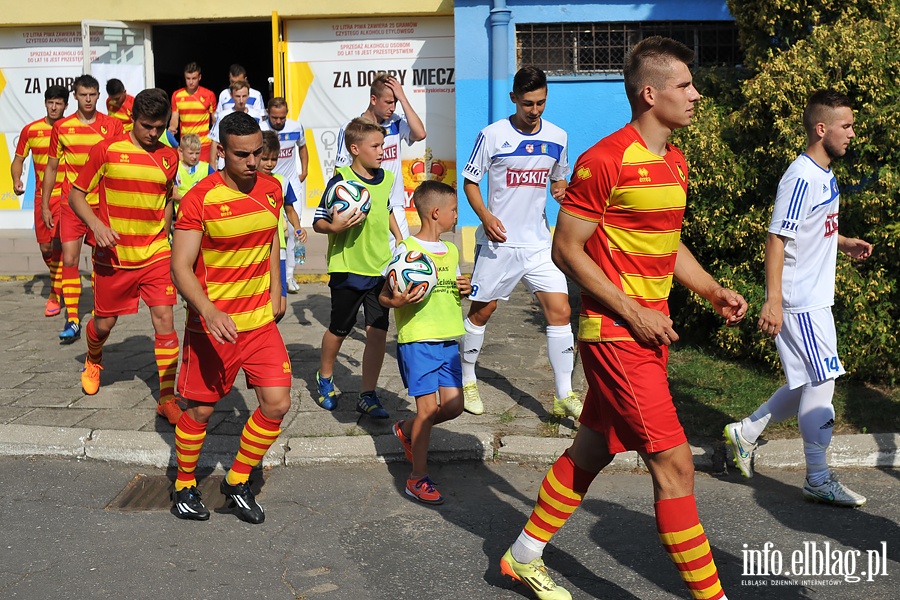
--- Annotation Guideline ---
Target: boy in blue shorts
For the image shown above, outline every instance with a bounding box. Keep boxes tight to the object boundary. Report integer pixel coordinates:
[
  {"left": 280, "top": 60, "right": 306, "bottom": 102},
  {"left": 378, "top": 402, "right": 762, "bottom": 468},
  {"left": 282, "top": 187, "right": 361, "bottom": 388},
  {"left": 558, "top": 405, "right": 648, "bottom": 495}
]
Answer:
[
  {"left": 380, "top": 181, "right": 472, "bottom": 504},
  {"left": 313, "top": 118, "right": 401, "bottom": 418}
]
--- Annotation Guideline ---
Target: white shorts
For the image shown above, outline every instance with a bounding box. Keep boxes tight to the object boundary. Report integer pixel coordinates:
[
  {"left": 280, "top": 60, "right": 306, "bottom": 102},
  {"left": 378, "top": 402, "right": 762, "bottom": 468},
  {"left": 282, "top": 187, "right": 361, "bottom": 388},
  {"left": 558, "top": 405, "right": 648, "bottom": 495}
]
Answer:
[
  {"left": 776, "top": 307, "right": 845, "bottom": 389},
  {"left": 469, "top": 244, "right": 568, "bottom": 302}
]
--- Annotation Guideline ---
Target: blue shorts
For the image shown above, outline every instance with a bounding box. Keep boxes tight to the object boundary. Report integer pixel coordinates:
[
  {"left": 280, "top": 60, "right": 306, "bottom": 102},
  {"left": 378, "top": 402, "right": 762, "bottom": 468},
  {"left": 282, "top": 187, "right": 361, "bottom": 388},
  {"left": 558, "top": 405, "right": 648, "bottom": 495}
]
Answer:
[
  {"left": 396, "top": 341, "right": 462, "bottom": 397},
  {"left": 280, "top": 259, "right": 287, "bottom": 298}
]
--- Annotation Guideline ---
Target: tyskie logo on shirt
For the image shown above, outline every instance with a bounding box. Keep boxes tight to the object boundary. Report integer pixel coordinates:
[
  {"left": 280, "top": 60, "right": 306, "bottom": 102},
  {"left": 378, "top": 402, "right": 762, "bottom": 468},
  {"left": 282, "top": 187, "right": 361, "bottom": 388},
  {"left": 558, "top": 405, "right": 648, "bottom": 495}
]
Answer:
[
  {"left": 506, "top": 168, "right": 549, "bottom": 188},
  {"left": 383, "top": 144, "right": 398, "bottom": 161},
  {"left": 279, "top": 147, "right": 294, "bottom": 159},
  {"left": 824, "top": 213, "right": 838, "bottom": 238}
]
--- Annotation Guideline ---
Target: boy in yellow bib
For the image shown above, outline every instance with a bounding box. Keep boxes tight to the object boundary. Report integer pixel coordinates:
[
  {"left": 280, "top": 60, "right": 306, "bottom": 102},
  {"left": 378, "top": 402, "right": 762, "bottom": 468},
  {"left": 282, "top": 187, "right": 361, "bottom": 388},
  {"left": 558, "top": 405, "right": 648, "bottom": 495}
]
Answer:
[{"left": 380, "top": 181, "right": 472, "bottom": 504}]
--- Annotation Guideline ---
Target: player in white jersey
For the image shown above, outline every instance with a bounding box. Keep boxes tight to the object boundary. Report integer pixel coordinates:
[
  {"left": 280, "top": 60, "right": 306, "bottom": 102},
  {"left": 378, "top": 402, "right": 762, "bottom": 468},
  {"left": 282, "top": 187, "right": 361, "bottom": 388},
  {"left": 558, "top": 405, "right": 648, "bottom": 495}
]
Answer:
[
  {"left": 262, "top": 97, "right": 309, "bottom": 292},
  {"left": 335, "top": 73, "right": 425, "bottom": 241},
  {"left": 216, "top": 64, "right": 265, "bottom": 118},
  {"left": 459, "top": 66, "right": 581, "bottom": 420},
  {"left": 725, "top": 90, "right": 872, "bottom": 507}
]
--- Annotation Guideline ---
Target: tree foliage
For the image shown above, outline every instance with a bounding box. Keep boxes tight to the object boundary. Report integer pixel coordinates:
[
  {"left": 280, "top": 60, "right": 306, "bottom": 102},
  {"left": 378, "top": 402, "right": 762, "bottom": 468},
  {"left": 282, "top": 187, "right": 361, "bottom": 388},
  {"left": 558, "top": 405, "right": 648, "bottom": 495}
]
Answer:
[{"left": 672, "top": 4, "right": 900, "bottom": 382}]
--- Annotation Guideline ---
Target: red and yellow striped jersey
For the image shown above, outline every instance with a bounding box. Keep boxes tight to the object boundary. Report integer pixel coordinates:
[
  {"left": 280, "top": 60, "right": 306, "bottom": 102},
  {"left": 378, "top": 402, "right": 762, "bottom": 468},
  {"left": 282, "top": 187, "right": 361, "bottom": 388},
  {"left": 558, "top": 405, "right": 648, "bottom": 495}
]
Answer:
[
  {"left": 176, "top": 172, "right": 283, "bottom": 333},
  {"left": 50, "top": 113, "right": 125, "bottom": 206},
  {"left": 171, "top": 87, "right": 216, "bottom": 140},
  {"left": 561, "top": 124, "right": 688, "bottom": 343},
  {"left": 106, "top": 94, "right": 135, "bottom": 132},
  {"left": 15, "top": 118, "right": 62, "bottom": 201},
  {"left": 74, "top": 136, "right": 178, "bottom": 269}
]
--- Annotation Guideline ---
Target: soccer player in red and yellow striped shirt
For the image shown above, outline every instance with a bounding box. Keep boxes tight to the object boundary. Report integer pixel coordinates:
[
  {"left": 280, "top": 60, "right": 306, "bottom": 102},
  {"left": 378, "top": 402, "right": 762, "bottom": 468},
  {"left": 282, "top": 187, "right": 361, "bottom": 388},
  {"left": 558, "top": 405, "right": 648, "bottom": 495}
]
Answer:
[
  {"left": 168, "top": 62, "right": 217, "bottom": 163},
  {"left": 105, "top": 78, "right": 135, "bottom": 132},
  {"left": 11, "top": 85, "right": 69, "bottom": 317},
  {"left": 500, "top": 37, "right": 748, "bottom": 600},
  {"left": 42, "top": 75, "right": 125, "bottom": 343},
  {"left": 68, "top": 88, "right": 184, "bottom": 426},
  {"left": 170, "top": 111, "right": 290, "bottom": 524}
]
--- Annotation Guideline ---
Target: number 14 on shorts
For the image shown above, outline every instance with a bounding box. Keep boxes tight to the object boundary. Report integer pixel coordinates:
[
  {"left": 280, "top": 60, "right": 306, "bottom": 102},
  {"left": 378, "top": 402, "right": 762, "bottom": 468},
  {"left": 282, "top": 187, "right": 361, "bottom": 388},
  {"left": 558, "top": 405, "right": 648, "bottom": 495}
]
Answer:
[{"left": 823, "top": 356, "right": 842, "bottom": 373}]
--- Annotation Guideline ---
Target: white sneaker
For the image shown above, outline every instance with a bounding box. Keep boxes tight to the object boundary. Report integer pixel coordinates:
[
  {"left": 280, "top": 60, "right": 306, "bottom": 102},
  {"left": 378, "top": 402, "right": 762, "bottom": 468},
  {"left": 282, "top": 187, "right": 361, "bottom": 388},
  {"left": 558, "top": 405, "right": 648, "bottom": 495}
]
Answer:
[
  {"left": 286, "top": 277, "right": 301, "bottom": 293},
  {"left": 463, "top": 382, "right": 484, "bottom": 415},
  {"left": 803, "top": 472, "right": 867, "bottom": 507},
  {"left": 724, "top": 421, "right": 757, "bottom": 478}
]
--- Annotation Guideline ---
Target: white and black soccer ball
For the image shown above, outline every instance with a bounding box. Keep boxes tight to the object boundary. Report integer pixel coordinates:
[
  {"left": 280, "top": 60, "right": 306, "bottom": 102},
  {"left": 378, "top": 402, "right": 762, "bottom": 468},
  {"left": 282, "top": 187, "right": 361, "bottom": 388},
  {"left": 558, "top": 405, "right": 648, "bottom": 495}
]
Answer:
[
  {"left": 325, "top": 180, "right": 371, "bottom": 218},
  {"left": 387, "top": 251, "right": 439, "bottom": 299}
]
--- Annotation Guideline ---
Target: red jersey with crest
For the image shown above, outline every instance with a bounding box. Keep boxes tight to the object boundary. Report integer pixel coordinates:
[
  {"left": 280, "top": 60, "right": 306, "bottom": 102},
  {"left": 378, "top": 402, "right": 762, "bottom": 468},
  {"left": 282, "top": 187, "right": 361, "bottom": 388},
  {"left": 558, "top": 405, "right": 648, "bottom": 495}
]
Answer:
[
  {"left": 561, "top": 124, "right": 688, "bottom": 343},
  {"left": 175, "top": 172, "right": 283, "bottom": 333},
  {"left": 15, "top": 118, "right": 62, "bottom": 202},
  {"left": 106, "top": 94, "right": 135, "bottom": 132},
  {"left": 50, "top": 113, "right": 124, "bottom": 205},
  {"left": 74, "top": 136, "right": 178, "bottom": 269}
]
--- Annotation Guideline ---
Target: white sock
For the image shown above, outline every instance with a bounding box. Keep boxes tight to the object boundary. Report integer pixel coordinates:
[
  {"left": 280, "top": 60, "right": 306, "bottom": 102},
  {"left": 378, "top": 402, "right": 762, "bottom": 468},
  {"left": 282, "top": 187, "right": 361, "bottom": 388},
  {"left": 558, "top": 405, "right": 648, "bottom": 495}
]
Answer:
[
  {"left": 510, "top": 530, "right": 546, "bottom": 564},
  {"left": 546, "top": 325, "right": 575, "bottom": 399},
  {"left": 798, "top": 380, "right": 835, "bottom": 485},
  {"left": 460, "top": 318, "right": 485, "bottom": 385},
  {"left": 741, "top": 384, "right": 802, "bottom": 443}
]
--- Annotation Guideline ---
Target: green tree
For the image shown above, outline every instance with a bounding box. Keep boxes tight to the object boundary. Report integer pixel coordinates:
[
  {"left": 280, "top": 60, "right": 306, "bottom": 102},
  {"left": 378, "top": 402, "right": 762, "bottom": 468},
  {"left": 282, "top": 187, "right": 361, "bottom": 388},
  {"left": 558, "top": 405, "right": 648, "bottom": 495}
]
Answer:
[{"left": 673, "top": 6, "right": 900, "bottom": 382}]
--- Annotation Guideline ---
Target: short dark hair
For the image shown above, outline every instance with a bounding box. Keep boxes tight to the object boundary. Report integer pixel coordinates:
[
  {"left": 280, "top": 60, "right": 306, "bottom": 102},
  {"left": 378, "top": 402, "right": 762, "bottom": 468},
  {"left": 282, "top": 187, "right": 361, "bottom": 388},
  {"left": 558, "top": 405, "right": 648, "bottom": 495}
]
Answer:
[
  {"left": 268, "top": 97, "right": 288, "bottom": 111},
  {"left": 803, "top": 89, "right": 853, "bottom": 137},
  {"left": 184, "top": 62, "right": 201, "bottom": 74},
  {"left": 261, "top": 130, "right": 280, "bottom": 155},
  {"left": 413, "top": 180, "right": 456, "bottom": 219},
  {"left": 229, "top": 63, "right": 247, "bottom": 78},
  {"left": 106, "top": 78, "right": 125, "bottom": 96},
  {"left": 512, "top": 66, "right": 547, "bottom": 96},
  {"left": 132, "top": 88, "right": 170, "bottom": 122},
  {"left": 45, "top": 85, "right": 69, "bottom": 103},
  {"left": 73, "top": 74, "right": 100, "bottom": 93},
  {"left": 219, "top": 111, "right": 261, "bottom": 147},
  {"left": 623, "top": 36, "right": 694, "bottom": 109}
]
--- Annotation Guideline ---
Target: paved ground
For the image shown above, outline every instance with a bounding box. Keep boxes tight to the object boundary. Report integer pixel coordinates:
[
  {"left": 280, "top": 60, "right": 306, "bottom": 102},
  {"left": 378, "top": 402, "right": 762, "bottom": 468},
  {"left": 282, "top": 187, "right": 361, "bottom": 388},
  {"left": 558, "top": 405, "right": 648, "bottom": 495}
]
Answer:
[{"left": 3, "top": 456, "right": 899, "bottom": 600}]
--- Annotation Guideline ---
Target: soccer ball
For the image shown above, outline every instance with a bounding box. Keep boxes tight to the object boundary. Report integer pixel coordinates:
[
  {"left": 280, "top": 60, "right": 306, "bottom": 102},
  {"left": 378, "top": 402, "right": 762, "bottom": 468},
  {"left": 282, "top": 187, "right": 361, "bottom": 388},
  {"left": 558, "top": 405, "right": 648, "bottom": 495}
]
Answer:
[
  {"left": 326, "top": 179, "right": 371, "bottom": 218},
  {"left": 387, "top": 251, "right": 439, "bottom": 299}
]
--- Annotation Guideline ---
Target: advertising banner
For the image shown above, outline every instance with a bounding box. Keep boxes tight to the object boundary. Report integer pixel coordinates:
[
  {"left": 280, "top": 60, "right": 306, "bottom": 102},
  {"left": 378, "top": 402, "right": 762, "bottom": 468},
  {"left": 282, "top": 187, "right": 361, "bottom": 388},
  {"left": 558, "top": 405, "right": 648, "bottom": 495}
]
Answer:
[
  {"left": 284, "top": 17, "right": 455, "bottom": 226},
  {"left": 0, "top": 27, "right": 101, "bottom": 226}
]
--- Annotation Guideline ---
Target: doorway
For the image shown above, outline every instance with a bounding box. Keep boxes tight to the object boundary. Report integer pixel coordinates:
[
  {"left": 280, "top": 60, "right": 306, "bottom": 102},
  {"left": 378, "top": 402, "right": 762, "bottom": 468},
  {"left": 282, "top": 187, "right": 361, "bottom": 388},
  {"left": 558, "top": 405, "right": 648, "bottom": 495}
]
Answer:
[{"left": 151, "top": 22, "right": 273, "bottom": 106}]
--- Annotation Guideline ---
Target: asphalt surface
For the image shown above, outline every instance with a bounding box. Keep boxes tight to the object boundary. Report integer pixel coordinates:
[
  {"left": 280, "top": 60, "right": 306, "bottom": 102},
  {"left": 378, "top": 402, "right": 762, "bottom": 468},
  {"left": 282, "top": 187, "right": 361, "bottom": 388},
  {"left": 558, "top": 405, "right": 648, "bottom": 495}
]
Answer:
[{"left": 2, "top": 456, "right": 898, "bottom": 600}]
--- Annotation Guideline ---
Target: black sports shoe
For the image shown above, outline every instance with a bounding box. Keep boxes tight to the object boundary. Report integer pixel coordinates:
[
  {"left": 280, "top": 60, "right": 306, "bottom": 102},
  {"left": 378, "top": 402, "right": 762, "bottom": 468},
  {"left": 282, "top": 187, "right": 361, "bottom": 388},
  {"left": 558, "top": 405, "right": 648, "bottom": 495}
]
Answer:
[
  {"left": 220, "top": 479, "right": 265, "bottom": 524},
  {"left": 172, "top": 486, "right": 210, "bottom": 521}
]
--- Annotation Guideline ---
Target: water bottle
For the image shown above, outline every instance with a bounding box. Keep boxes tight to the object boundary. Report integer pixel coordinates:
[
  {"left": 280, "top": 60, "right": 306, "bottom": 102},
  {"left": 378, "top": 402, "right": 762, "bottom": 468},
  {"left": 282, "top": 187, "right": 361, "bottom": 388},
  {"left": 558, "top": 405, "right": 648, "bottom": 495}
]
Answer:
[{"left": 294, "top": 238, "right": 306, "bottom": 265}]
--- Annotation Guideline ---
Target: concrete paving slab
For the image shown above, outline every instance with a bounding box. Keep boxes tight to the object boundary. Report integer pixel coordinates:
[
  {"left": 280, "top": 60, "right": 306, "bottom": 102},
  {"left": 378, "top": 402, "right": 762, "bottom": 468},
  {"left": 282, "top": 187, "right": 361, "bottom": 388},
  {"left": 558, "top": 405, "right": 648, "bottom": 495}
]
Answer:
[
  {"left": 0, "top": 424, "right": 89, "bottom": 457},
  {"left": 11, "top": 407, "right": 95, "bottom": 427}
]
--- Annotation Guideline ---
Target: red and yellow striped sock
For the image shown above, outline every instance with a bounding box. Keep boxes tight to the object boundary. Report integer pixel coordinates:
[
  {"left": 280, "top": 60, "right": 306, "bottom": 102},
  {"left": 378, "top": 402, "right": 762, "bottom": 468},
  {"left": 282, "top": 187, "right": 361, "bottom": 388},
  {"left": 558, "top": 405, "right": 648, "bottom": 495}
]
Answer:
[
  {"left": 85, "top": 319, "right": 108, "bottom": 364},
  {"left": 50, "top": 247, "right": 63, "bottom": 303},
  {"left": 225, "top": 408, "right": 282, "bottom": 486},
  {"left": 154, "top": 331, "right": 179, "bottom": 404},
  {"left": 60, "top": 265, "right": 82, "bottom": 323},
  {"left": 656, "top": 495, "right": 725, "bottom": 600},
  {"left": 519, "top": 450, "right": 597, "bottom": 552},
  {"left": 174, "top": 412, "right": 207, "bottom": 491}
]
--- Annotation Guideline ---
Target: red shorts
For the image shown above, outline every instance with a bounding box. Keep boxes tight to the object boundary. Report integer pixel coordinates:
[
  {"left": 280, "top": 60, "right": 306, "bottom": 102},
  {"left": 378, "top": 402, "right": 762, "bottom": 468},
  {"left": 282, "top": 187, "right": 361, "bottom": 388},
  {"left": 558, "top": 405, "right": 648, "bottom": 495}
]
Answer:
[
  {"left": 59, "top": 197, "right": 95, "bottom": 246},
  {"left": 34, "top": 196, "right": 61, "bottom": 244},
  {"left": 578, "top": 340, "right": 686, "bottom": 454},
  {"left": 177, "top": 321, "right": 291, "bottom": 403},
  {"left": 93, "top": 259, "right": 176, "bottom": 317}
]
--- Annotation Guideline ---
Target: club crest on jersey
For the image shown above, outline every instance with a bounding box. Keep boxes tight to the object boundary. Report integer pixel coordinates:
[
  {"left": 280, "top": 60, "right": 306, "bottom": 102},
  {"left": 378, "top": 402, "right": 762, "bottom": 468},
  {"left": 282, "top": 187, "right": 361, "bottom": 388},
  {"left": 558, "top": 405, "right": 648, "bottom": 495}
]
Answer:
[
  {"left": 525, "top": 144, "right": 534, "bottom": 154},
  {"left": 507, "top": 168, "right": 549, "bottom": 187},
  {"left": 382, "top": 144, "right": 398, "bottom": 161},
  {"left": 101, "top": 125, "right": 108, "bottom": 134},
  {"left": 576, "top": 166, "right": 592, "bottom": 180},
  {"left": 267, "top": 193, "right": 277, "bottom": 208},
  {"left": 677, "top": 164, "right": 686, "bottom": 182}
]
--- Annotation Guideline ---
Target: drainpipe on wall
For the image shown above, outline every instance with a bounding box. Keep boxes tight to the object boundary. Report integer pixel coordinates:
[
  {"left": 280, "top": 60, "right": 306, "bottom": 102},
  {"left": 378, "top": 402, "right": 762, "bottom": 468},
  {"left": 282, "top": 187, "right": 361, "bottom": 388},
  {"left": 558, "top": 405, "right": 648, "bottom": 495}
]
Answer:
[{"left": 489, "top": 0, "right": 512, "bottom": 122}]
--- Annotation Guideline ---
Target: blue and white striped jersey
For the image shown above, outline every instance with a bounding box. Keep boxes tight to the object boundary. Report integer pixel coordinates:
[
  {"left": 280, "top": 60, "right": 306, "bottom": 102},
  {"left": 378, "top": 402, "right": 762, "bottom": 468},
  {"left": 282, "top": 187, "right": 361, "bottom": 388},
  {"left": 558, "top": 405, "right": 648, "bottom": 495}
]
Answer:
[
  {"left": 462, "top": 117, "right": 569, "bottom": 248},
  {"left": 768, "top": 153, "right": 840, "bottom": 313},
  {"left": 261, "top": 118, "right": 306, "bottom": 197}
]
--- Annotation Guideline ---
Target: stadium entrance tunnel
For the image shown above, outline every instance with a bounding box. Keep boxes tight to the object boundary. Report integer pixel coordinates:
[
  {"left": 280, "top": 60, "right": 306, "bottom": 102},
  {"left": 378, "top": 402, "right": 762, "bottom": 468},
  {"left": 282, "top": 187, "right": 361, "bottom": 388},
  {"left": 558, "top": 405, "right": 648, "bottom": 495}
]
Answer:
[{"left": 152, "top": 21, "right": 274, "bottom": 110}]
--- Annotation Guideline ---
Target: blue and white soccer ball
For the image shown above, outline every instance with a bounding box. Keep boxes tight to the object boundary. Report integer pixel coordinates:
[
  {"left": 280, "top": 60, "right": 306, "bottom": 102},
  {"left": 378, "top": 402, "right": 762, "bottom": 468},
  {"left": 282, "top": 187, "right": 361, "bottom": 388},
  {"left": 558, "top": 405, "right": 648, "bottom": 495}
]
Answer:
[
  {"left": 325, "top": 180, "right": 371, "bottom": 218},
  {"left": 387, "top": 251, "right": 439, "bottom": 299}
]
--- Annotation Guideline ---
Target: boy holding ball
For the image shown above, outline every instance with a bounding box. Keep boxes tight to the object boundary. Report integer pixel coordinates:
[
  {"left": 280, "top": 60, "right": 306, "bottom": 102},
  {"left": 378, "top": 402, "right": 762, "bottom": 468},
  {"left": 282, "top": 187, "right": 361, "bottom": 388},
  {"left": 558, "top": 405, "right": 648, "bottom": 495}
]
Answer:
[
  {"left": 313, "top": 118, "right": 401, "bottom": 418},
  {"left": 379, "top": 181, "right": 472, "bottom": 504}
]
